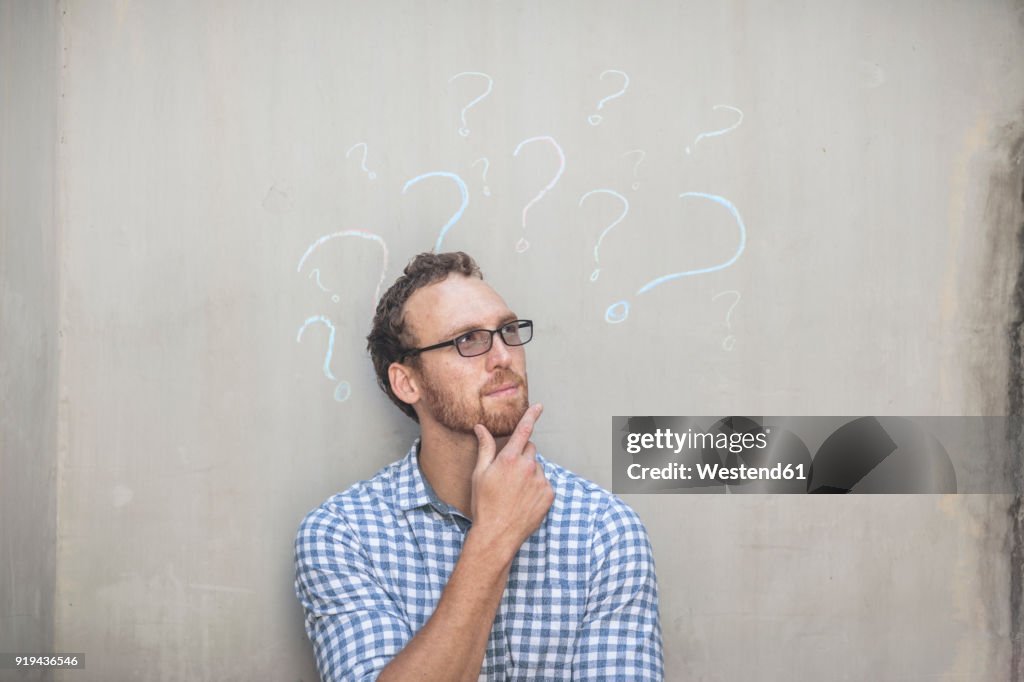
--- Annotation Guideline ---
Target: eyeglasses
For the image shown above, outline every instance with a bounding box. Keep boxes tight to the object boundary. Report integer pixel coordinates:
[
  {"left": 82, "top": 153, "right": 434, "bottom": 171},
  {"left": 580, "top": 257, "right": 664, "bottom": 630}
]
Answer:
[{"left": 400, "top": 319, "right": 533, "bottom": 360}]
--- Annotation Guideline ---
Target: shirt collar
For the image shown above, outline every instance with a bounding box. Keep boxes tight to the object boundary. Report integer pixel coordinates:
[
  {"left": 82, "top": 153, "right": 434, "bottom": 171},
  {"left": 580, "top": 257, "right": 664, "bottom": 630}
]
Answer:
[
  {"left": 392, "top": 438, "right": 446, "bottom": 513},
  {"left": 392, "top": 439, "right": 474, "bottom": 526}
]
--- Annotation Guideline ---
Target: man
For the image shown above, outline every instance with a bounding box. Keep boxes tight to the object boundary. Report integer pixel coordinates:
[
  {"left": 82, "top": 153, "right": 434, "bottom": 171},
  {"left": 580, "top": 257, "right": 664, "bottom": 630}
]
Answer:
[{"left": 294, "top": 252, "right": 663, "bottom": 680}]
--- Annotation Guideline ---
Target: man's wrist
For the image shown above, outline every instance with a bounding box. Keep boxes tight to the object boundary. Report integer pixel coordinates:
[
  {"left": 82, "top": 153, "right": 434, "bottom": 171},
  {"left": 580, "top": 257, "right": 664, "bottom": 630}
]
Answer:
[{"left": 462, "top": 525, "right": 518, "bottom": 573}]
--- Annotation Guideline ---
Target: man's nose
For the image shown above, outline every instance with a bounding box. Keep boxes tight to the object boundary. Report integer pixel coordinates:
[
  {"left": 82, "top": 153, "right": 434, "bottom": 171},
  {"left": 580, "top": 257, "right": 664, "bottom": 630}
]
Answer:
[{"left": 484, "top": 331, "right": 514, "bottom": 368}]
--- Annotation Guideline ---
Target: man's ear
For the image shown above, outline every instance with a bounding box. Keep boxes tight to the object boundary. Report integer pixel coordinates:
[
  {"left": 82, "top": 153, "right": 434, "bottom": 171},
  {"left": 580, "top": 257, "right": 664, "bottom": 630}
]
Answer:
[{"left": 388, "top": 361, "right": 420, "bottom": 407}]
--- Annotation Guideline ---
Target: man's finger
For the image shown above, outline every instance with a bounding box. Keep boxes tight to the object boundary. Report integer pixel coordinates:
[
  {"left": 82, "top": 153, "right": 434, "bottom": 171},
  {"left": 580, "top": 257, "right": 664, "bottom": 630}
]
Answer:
[
  {"left": 502, "top": 403, "right": 543, "bottom": 456},
  {"left": 474, "top": 424, "right": 497, "bottom": 473}
]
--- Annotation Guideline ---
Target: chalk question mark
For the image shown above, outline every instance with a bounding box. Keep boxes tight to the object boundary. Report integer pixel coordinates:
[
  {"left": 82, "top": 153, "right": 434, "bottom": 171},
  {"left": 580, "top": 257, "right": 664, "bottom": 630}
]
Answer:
[
  {"left": 512, "top": 135, "right": 566, "bottom": 253},
  {"left": 402, "top": 171, "right": 469, "bottom": 252},
  {"left": 588, "top": 70, "right": 630, "bottom": 126},
  {"left": 296, "top": 316, "right": 351, "bottom": 402},
  {"left": 711, "top": 290, "right": 741, "bottom": 351},
  {"left": 297, "top": 230, "right": 390, "bottom": 306},
  {"left": 623, "top": 150, "right": 645, "bottom": 190},
  {"left": 448, "top": 71, "right": 493, "bottom": 137},
  {"left": 603, "top": 192, "right": 746, "bottom": 324},
  {"left": 472, "top": 157, "right": 491, "bottom": 197},
  {"left": 345, "top": 142, "right": 377, "bottom": 180},
  {"left": 308, "top": 268, "right": 340, "bottom": 303},
  {"left": 296, "top": 230, "right": 390, "bottom": 401},
  {"left": 686, "top": 105, "right": 744, "bottom": 155},
  {"left": 578, "top": 189, "right": 629, "bottom": 282}
]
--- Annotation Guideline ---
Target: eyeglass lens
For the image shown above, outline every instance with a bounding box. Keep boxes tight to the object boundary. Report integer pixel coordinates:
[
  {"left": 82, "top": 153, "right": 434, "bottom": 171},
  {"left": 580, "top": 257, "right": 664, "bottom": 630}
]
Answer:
[{"left": 456, "top": 321, "right": 532, "bottom": 357}]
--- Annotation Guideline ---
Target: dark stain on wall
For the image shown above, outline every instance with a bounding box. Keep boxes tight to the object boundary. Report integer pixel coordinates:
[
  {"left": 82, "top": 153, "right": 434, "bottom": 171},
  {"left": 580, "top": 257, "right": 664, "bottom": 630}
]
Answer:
[{"left": 1000, "top": 119, "right": 1024, "bottom": 680}]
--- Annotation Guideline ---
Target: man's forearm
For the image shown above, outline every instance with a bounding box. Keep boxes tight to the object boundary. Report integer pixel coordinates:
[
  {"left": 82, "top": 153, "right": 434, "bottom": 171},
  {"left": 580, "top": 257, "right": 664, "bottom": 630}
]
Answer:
[{"left": 376, "top": 529, "right": 514, "bottom": 682}]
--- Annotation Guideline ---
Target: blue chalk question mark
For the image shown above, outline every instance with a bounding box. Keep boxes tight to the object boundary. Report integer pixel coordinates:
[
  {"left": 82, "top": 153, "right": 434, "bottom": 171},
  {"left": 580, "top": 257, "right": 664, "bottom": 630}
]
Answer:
[
  {"left": 402, "top": 171, "right": 469, "bottom": 253},
  {"left": 604, "top": 192, "right": 746, "bottom": 324},
  {"left": 296, "top": 316, "right": 351, "bottom": 402},
  {"left": 588, "top": 70, "right": 630, "bottom": 126}
]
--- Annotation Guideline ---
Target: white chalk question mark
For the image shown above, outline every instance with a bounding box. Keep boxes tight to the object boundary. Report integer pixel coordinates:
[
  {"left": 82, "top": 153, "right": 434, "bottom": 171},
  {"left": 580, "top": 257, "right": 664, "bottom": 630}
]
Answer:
[
  {"left": 578, "top": 189, "right": 629, "bottom": 281},
  {"left": 686, "top": 105, "right": 744, "bottom": 155},
  {"left": 512, "top": 135, "right": 566, "bottom": 252},
  {"left": 345, "top": 142, "right": 377, "bottom": 180},
  {"left": 588, "top": 70, "right": 630, "bottom": 126},
  {"left": 296, "top": 230, "right": 391, "bottom": 401},
  {"left": 472, "top": 157, "right": 491, "bottom": 197},
  {"left": 623, "top": 149, "right": 645, "bottom": 190},
  {"left": 448, "top": 71, "right": 494, "bottom": 137},
  {"left": 297, "top": 230, "right": 390, "bottom": 306},
  {"left": 711, "top": 290, "right": 741, "bottom": 351}
]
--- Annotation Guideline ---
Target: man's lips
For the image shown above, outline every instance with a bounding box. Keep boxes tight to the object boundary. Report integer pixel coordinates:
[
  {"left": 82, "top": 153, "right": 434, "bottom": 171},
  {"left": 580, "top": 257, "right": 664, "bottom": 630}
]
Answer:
[{"left": 483, "top": 382, "right": 519, "bottom": 398}]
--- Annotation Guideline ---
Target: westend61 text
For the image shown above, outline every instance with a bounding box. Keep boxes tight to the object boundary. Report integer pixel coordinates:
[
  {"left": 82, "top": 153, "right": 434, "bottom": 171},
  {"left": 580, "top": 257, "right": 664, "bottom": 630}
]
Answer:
[{"left": 626, "top": 461, "right": 807, "bottom": 481}]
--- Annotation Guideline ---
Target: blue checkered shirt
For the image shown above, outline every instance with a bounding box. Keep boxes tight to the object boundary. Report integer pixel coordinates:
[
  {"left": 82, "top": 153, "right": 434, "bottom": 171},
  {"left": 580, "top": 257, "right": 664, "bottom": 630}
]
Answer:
[{"left": 294, "top": 440, "right": 663, "bottom": 681}]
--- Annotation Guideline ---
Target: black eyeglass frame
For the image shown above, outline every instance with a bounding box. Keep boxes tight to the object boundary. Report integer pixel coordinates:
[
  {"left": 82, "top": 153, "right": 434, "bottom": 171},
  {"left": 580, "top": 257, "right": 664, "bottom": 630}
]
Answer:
[{"left": 398, "top": 319, "right": 534, "bottom": 362}]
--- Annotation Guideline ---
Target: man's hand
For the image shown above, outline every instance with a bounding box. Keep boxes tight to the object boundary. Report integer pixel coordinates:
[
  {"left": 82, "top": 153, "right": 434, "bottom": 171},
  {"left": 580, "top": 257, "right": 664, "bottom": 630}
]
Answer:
[{"left": 469, "top": 403, "right": 555, "bottom": 564}]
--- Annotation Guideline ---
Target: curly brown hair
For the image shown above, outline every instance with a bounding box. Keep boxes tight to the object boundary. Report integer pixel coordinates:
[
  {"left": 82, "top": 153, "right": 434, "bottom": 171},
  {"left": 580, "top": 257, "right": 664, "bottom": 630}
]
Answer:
[{"left": 366, "top": 251, "right": 483, "bottom": 421}]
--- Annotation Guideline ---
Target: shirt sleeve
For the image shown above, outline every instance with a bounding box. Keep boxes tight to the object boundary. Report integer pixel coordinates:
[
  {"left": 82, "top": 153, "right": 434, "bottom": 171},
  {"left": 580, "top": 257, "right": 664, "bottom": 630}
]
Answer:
[
  {"left": 294, "top": 506, "right": 413, "bottom": 681},
  {"left": 573, "top": 498, "right": 665, "bottom": 681}
]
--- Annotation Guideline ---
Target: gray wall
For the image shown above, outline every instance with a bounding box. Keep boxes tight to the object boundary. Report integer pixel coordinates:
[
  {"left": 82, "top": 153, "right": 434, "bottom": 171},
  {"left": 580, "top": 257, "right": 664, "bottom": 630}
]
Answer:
[
  {"left": 2, "top": 1, "right": 1023, "bottom": 680},
  {"left": 0, "top": 2, "right": 61, "bottom": 682}
]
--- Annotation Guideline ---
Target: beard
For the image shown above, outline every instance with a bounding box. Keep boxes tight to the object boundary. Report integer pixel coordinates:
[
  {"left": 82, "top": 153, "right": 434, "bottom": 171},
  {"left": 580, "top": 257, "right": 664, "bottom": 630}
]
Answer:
[{"left": 418, "top": 368, "right": 529, "bottom": 437}]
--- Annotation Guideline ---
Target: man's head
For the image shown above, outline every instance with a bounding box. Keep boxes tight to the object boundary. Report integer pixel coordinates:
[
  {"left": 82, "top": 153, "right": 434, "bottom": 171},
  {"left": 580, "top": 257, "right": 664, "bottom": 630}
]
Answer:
[{"left": 367, "top": 252, "right": 530, "bottom": 437}]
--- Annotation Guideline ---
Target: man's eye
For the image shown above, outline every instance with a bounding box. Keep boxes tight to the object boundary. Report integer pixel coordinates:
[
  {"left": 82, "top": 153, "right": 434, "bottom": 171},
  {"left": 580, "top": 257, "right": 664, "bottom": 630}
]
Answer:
[{"left": 457, "top": 331, "right": 491, "bottom": 349}]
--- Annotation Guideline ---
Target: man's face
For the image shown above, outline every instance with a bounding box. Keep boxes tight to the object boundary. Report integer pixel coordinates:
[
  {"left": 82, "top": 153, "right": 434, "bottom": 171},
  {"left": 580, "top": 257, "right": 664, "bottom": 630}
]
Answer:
[{"left": 401, "top": 274, "right": 529, "bottom": 437}]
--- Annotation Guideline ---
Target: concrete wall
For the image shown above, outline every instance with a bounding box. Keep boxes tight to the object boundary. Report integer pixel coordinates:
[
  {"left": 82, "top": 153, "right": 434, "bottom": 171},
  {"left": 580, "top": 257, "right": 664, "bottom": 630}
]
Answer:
[
  {"left": 0, "top": 2, "right": 61, "bottom": 682},
  {"left": 3, "top": 1, "right": 1024, "bottom": 680}
]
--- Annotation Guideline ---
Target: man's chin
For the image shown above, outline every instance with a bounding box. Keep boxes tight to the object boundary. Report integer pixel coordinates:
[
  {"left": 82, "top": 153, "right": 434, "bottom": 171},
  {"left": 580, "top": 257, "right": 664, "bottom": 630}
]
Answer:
[{"left": 480, "top": 399, "right": 529, "bottom": 438}]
